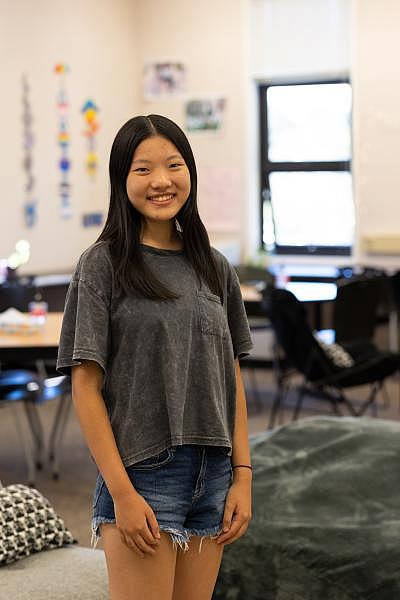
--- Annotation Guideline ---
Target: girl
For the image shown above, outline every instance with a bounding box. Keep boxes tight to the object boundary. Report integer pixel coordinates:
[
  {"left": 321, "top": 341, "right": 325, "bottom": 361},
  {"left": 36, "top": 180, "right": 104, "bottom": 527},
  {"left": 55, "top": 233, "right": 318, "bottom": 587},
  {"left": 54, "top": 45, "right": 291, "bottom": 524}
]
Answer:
[{"left": 57, "top": 115, "right": 253, "bottom": 600}]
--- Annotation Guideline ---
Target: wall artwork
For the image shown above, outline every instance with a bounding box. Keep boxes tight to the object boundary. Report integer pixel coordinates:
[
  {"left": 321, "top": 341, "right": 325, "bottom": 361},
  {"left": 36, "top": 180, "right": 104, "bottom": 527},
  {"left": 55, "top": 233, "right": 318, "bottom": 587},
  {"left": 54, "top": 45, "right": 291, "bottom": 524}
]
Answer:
[
  {"left": 185, "top": 97, "right": 226, "bottom": 132},
  {"left": 81, "top": 99, "right": 100, "bottom": 178},
  {"left": 54, "top": 63, "right": 72, "bottom": 219},
  {"left": 197, "top": 165, "right": 241, "bottom": 232},
  {"left": 82, "top": 212, "right": 104, "bottom": 228},
  {"left": 21, "top": 74, "right": 37, "bottom": 228},
  {"left": 143, "top": 62, "right": 186, "bottom": 100}
]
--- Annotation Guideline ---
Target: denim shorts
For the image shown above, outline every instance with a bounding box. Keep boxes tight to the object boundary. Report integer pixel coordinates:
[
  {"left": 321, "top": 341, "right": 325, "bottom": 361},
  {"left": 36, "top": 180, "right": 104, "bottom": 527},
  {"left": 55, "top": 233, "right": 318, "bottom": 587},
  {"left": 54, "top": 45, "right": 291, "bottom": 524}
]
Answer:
[{"left": 91, "top": 444, "right": 233, "bottom": 553}]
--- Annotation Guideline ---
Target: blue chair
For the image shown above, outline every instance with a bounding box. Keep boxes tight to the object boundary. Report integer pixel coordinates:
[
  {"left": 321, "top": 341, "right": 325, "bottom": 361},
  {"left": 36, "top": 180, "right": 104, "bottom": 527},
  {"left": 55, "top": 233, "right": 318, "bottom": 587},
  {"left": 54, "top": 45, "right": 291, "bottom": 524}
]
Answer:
[
  {"left": 0, "top": 369, "right": 71, "bottom": 484},
  {"left": 0, "top": 370, "right": 41, "bottom": 485}
]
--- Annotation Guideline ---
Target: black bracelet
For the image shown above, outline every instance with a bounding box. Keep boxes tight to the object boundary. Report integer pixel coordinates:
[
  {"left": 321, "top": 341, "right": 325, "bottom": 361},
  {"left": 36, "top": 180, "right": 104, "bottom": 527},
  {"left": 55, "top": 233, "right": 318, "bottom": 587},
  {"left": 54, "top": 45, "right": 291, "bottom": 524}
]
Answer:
[{"left": 232, "top": 464, "right": 253, "bottom": 470}]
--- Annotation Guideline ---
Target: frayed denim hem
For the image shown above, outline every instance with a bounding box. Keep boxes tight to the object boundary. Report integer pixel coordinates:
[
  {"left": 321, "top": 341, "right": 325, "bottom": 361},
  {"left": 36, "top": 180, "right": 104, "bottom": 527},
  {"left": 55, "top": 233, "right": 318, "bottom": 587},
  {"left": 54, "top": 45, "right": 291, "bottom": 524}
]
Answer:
[
  {"left": 91, "top": 517, "right": 116, "bottom": 549},
  {"left": 90, "top": 519, "right": 224, "bottom": 554},
  {"left": 164, "top": 523, "right": 224, "bottom": 554}
]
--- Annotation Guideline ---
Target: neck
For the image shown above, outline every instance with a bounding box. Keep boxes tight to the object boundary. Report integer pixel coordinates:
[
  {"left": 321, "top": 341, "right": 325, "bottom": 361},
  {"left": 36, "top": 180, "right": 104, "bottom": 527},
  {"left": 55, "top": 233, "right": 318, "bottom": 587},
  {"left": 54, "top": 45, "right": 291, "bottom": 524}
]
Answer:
[{"left": 140, "top": 220, "right": 182, "bottom": 250}]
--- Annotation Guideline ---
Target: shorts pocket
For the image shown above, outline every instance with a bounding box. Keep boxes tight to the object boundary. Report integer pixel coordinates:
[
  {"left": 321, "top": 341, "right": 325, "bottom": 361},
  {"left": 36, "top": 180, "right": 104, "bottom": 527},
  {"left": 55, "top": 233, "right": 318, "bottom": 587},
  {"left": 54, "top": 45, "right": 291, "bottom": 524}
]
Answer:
[
  {"left": 92, "top": 474, "right": 105, "bottom": 509},
  {"left": 197, "top": 290, "right": 227, "bottom": 338},
  {"left": 131, "top": 446, "right": 177, "bottom": 470}
]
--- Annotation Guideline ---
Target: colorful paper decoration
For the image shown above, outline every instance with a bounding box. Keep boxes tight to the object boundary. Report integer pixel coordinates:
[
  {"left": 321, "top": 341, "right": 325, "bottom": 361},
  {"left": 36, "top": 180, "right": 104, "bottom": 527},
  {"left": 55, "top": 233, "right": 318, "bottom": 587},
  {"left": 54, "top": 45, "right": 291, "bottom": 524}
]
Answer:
[
  {"left": 81, "top": 99, "right": 100, "bottom": 178},
  {"left": 54, "top": 63, "right": 72, "bottom": 218},
  {"left": 21, "top": 74, "right": 37, "bottom": 227}
]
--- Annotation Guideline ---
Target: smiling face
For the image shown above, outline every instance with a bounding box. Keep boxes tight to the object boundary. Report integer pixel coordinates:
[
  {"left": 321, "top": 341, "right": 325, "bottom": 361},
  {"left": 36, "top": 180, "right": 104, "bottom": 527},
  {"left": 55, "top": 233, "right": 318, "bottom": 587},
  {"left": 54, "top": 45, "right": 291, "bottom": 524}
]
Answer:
[{"left": 126, "top": 135, "right": 191, "bottom": 231}]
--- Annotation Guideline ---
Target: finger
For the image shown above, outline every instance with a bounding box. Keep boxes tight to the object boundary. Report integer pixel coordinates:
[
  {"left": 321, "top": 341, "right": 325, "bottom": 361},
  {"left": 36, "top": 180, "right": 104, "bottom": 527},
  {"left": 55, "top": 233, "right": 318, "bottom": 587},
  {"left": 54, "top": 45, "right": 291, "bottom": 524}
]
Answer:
[
  {"left": 219, "top": 523, "right": 249, "bottom": 546},
  {"left": 146, "top": 512, "right": 161, "bottom": 543},
  {"left": 135, "top": 534, "right": 158, "bottom": 556},
  {"left": 121, "top": 533, "right": 145, "bottom": 557},
  {"left": 221, "top": 504, "right": 235, "bottom": 534},
  {"left": 217, "top": 517, "right": 245, "bottom": 543}
]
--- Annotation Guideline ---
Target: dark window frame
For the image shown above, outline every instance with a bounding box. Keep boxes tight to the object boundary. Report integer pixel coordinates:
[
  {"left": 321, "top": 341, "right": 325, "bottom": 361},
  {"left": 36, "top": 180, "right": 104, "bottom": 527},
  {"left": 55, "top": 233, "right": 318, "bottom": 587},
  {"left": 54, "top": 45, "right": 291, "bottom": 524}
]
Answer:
[{"left": 259, "top": 78, "right": 352, "bottom": 256}]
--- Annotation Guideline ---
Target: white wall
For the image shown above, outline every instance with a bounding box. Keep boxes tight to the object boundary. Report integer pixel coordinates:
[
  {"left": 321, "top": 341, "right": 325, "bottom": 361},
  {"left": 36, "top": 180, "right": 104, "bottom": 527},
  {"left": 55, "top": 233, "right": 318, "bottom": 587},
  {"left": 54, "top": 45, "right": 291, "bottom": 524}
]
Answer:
[
  {"left": 133, "top": 0, "right": 251, "bottom": 264},
  {"left": 3, "top": 0, "right": 399, "bottom": 274},
  {"left": 0, "top": 0, "right": 138, "bottom": 274},
  {"left": 352, "top": 0, "right": 400, "bottom": 268}
]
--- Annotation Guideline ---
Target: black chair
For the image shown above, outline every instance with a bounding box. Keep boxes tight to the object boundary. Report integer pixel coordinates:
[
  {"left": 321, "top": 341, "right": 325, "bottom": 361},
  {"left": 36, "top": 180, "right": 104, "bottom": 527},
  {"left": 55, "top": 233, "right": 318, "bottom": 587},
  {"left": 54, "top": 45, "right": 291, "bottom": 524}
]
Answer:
[
  {"left": 263, "top": 287, "right": 400, "bottom": 420},
  {"left": 333, "top": 276, "right": 388, "bottom": 345},
  {"left": 235, "top": 265, "right": 278, "bottom": 415}
]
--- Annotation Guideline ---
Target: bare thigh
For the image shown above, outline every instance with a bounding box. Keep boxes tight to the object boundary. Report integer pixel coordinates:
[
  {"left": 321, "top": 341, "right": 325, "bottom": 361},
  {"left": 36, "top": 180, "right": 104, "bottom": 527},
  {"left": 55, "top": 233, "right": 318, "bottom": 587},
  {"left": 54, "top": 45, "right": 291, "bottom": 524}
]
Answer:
[
  {"left": 172, "top": 536, "right": 224, "bottom": 600},
  {"left": 101, "top": 524, "right": 178, "bottom": 600}
]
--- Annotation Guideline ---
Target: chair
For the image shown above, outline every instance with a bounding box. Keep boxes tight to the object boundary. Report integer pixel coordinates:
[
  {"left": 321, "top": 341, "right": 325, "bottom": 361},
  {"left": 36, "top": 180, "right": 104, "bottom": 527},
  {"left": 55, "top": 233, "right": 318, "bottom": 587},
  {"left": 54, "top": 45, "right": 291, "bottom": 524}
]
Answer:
[
  {"left": 333, "top": 276, "right": 388, "bottom": 345},
  {"left": 330, "top": 275, "right": 394, "bottom": 409},
  {"left": 0, "top": 370, "right": 42, "bottom": 485},
  {"left": 263, "top": 287, "right": 400, "bottom": 420},
  {"left": 0, "top": 281, "right": 71, "bottom": 479},
  {"left": 235, "top": 265, "right": 277, "bottom": 415},
  {"left": 0, "top": 368, "right": 71, "bottom": 483}
]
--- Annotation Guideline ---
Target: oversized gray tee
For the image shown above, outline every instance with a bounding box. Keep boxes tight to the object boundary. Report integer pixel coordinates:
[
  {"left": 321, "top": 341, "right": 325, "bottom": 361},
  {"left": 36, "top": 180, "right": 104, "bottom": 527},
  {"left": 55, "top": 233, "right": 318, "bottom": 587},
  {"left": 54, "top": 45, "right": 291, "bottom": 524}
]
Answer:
[{"left": 56, "top": 242, "right": 253, "bottom": 466}]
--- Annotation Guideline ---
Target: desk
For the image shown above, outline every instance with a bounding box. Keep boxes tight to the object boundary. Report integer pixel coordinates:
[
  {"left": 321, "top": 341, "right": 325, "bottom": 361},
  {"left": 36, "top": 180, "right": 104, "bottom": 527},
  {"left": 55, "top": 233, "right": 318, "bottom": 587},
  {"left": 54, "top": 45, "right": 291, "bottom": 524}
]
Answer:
[
  {"left": 0, "top": 313, "right": 62, "bottom": 363},
  {"left": 241, "top": 282, "right": 336, "bottom": 330}
]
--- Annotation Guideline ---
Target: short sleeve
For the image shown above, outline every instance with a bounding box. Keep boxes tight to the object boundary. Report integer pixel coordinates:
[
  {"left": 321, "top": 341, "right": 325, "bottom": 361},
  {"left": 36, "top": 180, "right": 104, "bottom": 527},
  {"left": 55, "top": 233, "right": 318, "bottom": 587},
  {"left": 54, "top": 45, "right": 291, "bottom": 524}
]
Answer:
[
  {"left": 225, "top": 263, "right": 254, "bottom": 359},
  {"left": 56, "top": 243, "right": 112, "bottom": 377}
]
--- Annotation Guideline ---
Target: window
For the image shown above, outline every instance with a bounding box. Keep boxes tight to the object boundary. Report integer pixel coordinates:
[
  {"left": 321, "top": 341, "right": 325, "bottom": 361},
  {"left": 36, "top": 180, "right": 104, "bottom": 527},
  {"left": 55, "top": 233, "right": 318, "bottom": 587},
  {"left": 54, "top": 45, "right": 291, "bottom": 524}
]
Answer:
[{"left": 259, "top": 80, "right": 354, "bottom": 256}]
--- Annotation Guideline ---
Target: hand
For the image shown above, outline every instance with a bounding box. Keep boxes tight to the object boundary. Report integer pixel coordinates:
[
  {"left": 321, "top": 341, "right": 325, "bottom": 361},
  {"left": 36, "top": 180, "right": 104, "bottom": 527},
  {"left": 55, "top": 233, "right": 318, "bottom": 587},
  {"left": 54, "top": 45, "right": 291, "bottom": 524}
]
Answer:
[
  {"left": 216, "top": 475, "right": 252, "bottom": 546},
  {"left": 113, "top": 489, "right": 161, "bottom": 557}
]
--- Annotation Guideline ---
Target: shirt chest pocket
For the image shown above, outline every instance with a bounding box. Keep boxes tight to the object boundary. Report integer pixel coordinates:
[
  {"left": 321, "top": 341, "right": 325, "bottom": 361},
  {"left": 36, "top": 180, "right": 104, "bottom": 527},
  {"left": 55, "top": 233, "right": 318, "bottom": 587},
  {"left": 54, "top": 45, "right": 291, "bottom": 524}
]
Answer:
[{"left": 197, "top": 290, "right": 228, "bottom": 338}]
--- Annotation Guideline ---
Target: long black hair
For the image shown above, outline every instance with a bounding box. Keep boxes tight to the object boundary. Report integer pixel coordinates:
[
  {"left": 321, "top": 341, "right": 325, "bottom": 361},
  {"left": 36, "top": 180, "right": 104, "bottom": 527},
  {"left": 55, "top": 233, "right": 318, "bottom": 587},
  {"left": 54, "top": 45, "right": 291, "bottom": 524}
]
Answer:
[{"left": 96, "top": 114, "right": 223, "bottom": 300}]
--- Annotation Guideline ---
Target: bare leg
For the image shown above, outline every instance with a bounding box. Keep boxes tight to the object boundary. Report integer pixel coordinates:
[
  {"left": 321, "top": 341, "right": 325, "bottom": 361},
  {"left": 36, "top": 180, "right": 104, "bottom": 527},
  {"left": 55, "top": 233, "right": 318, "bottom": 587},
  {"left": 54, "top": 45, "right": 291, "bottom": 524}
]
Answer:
[
  {"left": 172, "top": 535, "right": 224, "bottom": 600},
  {"left": 101, "top": 524, "right": 178, "bottom": 600}
]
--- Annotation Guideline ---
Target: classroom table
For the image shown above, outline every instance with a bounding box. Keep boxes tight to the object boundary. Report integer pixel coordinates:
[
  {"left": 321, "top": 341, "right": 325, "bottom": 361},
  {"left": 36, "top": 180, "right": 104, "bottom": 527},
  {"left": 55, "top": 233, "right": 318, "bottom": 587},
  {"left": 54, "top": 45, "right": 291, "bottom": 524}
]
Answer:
[
  {"left": 241, "top": 282, "right": 337, "bottom": 331},
  {"left": 0, "top": 313, "right": 62, "bottom": 363}
]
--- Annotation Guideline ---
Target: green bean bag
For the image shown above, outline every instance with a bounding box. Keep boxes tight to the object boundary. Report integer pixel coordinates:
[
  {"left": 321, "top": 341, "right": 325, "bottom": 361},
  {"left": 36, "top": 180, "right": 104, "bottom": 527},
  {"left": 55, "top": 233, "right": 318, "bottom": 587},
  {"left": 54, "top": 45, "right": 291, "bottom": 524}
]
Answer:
[{"left": 214, "top": 416, "right": 400, "bottom": 600}]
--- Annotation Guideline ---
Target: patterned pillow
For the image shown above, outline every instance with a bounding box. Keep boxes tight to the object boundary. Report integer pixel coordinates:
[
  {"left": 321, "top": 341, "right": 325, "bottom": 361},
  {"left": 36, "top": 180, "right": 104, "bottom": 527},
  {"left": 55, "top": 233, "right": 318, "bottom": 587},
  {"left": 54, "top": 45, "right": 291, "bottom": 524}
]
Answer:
[
  {"left": 313, "top": 334, "right": 355, "bottom": 368},
  {"left": 0, "top": 484, "right": 75, "bottom": 565}
]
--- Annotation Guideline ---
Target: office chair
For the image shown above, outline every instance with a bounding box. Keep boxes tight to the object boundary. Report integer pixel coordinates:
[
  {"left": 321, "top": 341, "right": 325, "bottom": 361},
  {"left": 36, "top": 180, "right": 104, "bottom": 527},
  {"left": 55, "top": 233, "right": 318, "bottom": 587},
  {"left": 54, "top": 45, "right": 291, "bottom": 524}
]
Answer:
[{"left": 263, "top": 287, "right": 400, "bottom": 420}]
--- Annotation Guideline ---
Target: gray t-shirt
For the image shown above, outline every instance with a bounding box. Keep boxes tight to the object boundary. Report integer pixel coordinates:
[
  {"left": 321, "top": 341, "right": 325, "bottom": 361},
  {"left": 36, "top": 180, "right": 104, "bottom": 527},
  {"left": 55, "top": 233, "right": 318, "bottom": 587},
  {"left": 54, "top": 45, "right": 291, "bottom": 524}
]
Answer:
[{"left": 56, "top": 241, "right": 253, "bottom": 466}]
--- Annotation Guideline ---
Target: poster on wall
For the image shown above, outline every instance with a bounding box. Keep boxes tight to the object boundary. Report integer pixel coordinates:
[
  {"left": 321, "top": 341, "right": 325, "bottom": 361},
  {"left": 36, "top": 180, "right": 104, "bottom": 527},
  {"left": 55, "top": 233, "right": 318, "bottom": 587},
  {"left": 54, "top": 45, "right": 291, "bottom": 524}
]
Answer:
[
  {"left": 21, "top": 73, "right": 37, "bottom": 228},
  {"left": 54, "top": 63, "right": 72, "bottom": 219},
  {"left": 185, "top": 97, "right": 226, "bottom": 132},
  {"left": 143, "top": 62, "right": 186, "bottom": 100},
  {"left": 197, "top": 165, "right": 241, "bottom": 232},
  {"left": 81, "top": 99, "right": 100, "bottom": 178},
  {"left": 82, "top": 212, "right": 104, "bottom": 228}
]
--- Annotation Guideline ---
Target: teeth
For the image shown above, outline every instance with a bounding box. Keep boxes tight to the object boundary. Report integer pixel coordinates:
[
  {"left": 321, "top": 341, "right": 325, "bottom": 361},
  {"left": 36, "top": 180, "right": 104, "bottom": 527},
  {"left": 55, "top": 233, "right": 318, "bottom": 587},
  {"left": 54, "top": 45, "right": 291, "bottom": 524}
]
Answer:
[{"left": 148, "top": 194, "right": 174, "bottom": 201}]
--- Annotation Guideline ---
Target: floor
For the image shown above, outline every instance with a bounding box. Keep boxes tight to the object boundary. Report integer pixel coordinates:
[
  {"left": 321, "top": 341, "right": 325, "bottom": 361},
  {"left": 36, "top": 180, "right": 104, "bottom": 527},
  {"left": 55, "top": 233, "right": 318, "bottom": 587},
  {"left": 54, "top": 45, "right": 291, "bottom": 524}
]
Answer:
[{"left": 1, "top": 363, "right": 399, "bottom": 548}]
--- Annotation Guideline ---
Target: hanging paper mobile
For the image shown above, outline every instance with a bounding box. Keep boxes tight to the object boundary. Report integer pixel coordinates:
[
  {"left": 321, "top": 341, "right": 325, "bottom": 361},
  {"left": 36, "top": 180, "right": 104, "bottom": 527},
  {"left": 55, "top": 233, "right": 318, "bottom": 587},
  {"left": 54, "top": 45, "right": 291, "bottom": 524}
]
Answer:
[
  {"left": 54, "top": 63, "right": 72, "bottom": 218},
  {"left": 81, "top": 99, "right": 100, "bottom": 178},
  {"left": 21, "top": 74, "right": 37, "bottom": 227}
]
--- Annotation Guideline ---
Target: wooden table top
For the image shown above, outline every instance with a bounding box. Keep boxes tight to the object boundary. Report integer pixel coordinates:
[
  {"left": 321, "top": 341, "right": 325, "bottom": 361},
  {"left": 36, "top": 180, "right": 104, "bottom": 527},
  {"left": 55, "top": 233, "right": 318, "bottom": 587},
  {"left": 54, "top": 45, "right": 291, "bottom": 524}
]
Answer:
[
  {"left": 0, "top": 312, "right": 63, "bottom": 348},
  {"left": 240, "top": 284, "right": 262, "bottom": 302}
]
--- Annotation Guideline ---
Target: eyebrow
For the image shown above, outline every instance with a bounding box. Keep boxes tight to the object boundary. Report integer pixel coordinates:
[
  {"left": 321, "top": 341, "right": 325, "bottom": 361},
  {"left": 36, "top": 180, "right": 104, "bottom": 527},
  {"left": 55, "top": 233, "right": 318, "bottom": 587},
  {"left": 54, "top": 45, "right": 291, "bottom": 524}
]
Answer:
[{"left": 131, "top": 154, "right": 183, "bottom": 165}]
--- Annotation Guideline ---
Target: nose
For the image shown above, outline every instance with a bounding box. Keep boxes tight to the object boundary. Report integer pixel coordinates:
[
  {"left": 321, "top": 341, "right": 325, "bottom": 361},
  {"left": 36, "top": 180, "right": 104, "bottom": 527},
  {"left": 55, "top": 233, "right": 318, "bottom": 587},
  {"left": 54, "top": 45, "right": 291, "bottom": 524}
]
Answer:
[{"left": 150, "top": 167, "right": 172, "bottom": 189}]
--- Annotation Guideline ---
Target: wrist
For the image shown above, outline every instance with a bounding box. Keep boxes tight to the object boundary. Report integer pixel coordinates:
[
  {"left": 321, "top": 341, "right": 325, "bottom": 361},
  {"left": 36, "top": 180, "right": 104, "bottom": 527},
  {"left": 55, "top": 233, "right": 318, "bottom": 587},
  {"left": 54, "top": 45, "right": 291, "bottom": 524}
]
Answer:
[{"left": 231, "top": 464, "right": 253, "bottom": 481}]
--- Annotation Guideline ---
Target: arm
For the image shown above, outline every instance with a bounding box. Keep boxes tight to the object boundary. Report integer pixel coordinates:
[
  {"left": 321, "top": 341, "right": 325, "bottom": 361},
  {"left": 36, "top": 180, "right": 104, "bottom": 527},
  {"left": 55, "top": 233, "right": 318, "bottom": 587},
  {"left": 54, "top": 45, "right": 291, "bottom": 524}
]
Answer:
[
  {"left": 231, "top": 358, "right": 253, "bottom": 483},
  {"left": 217, "top": 358, "right": 252, "bottom": 545},
  {"left": 72, "top": 359, "right": 161, "bottom": 556},
  {"left": 71, "top": 360, "right": 134, "bottom": 501}
]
